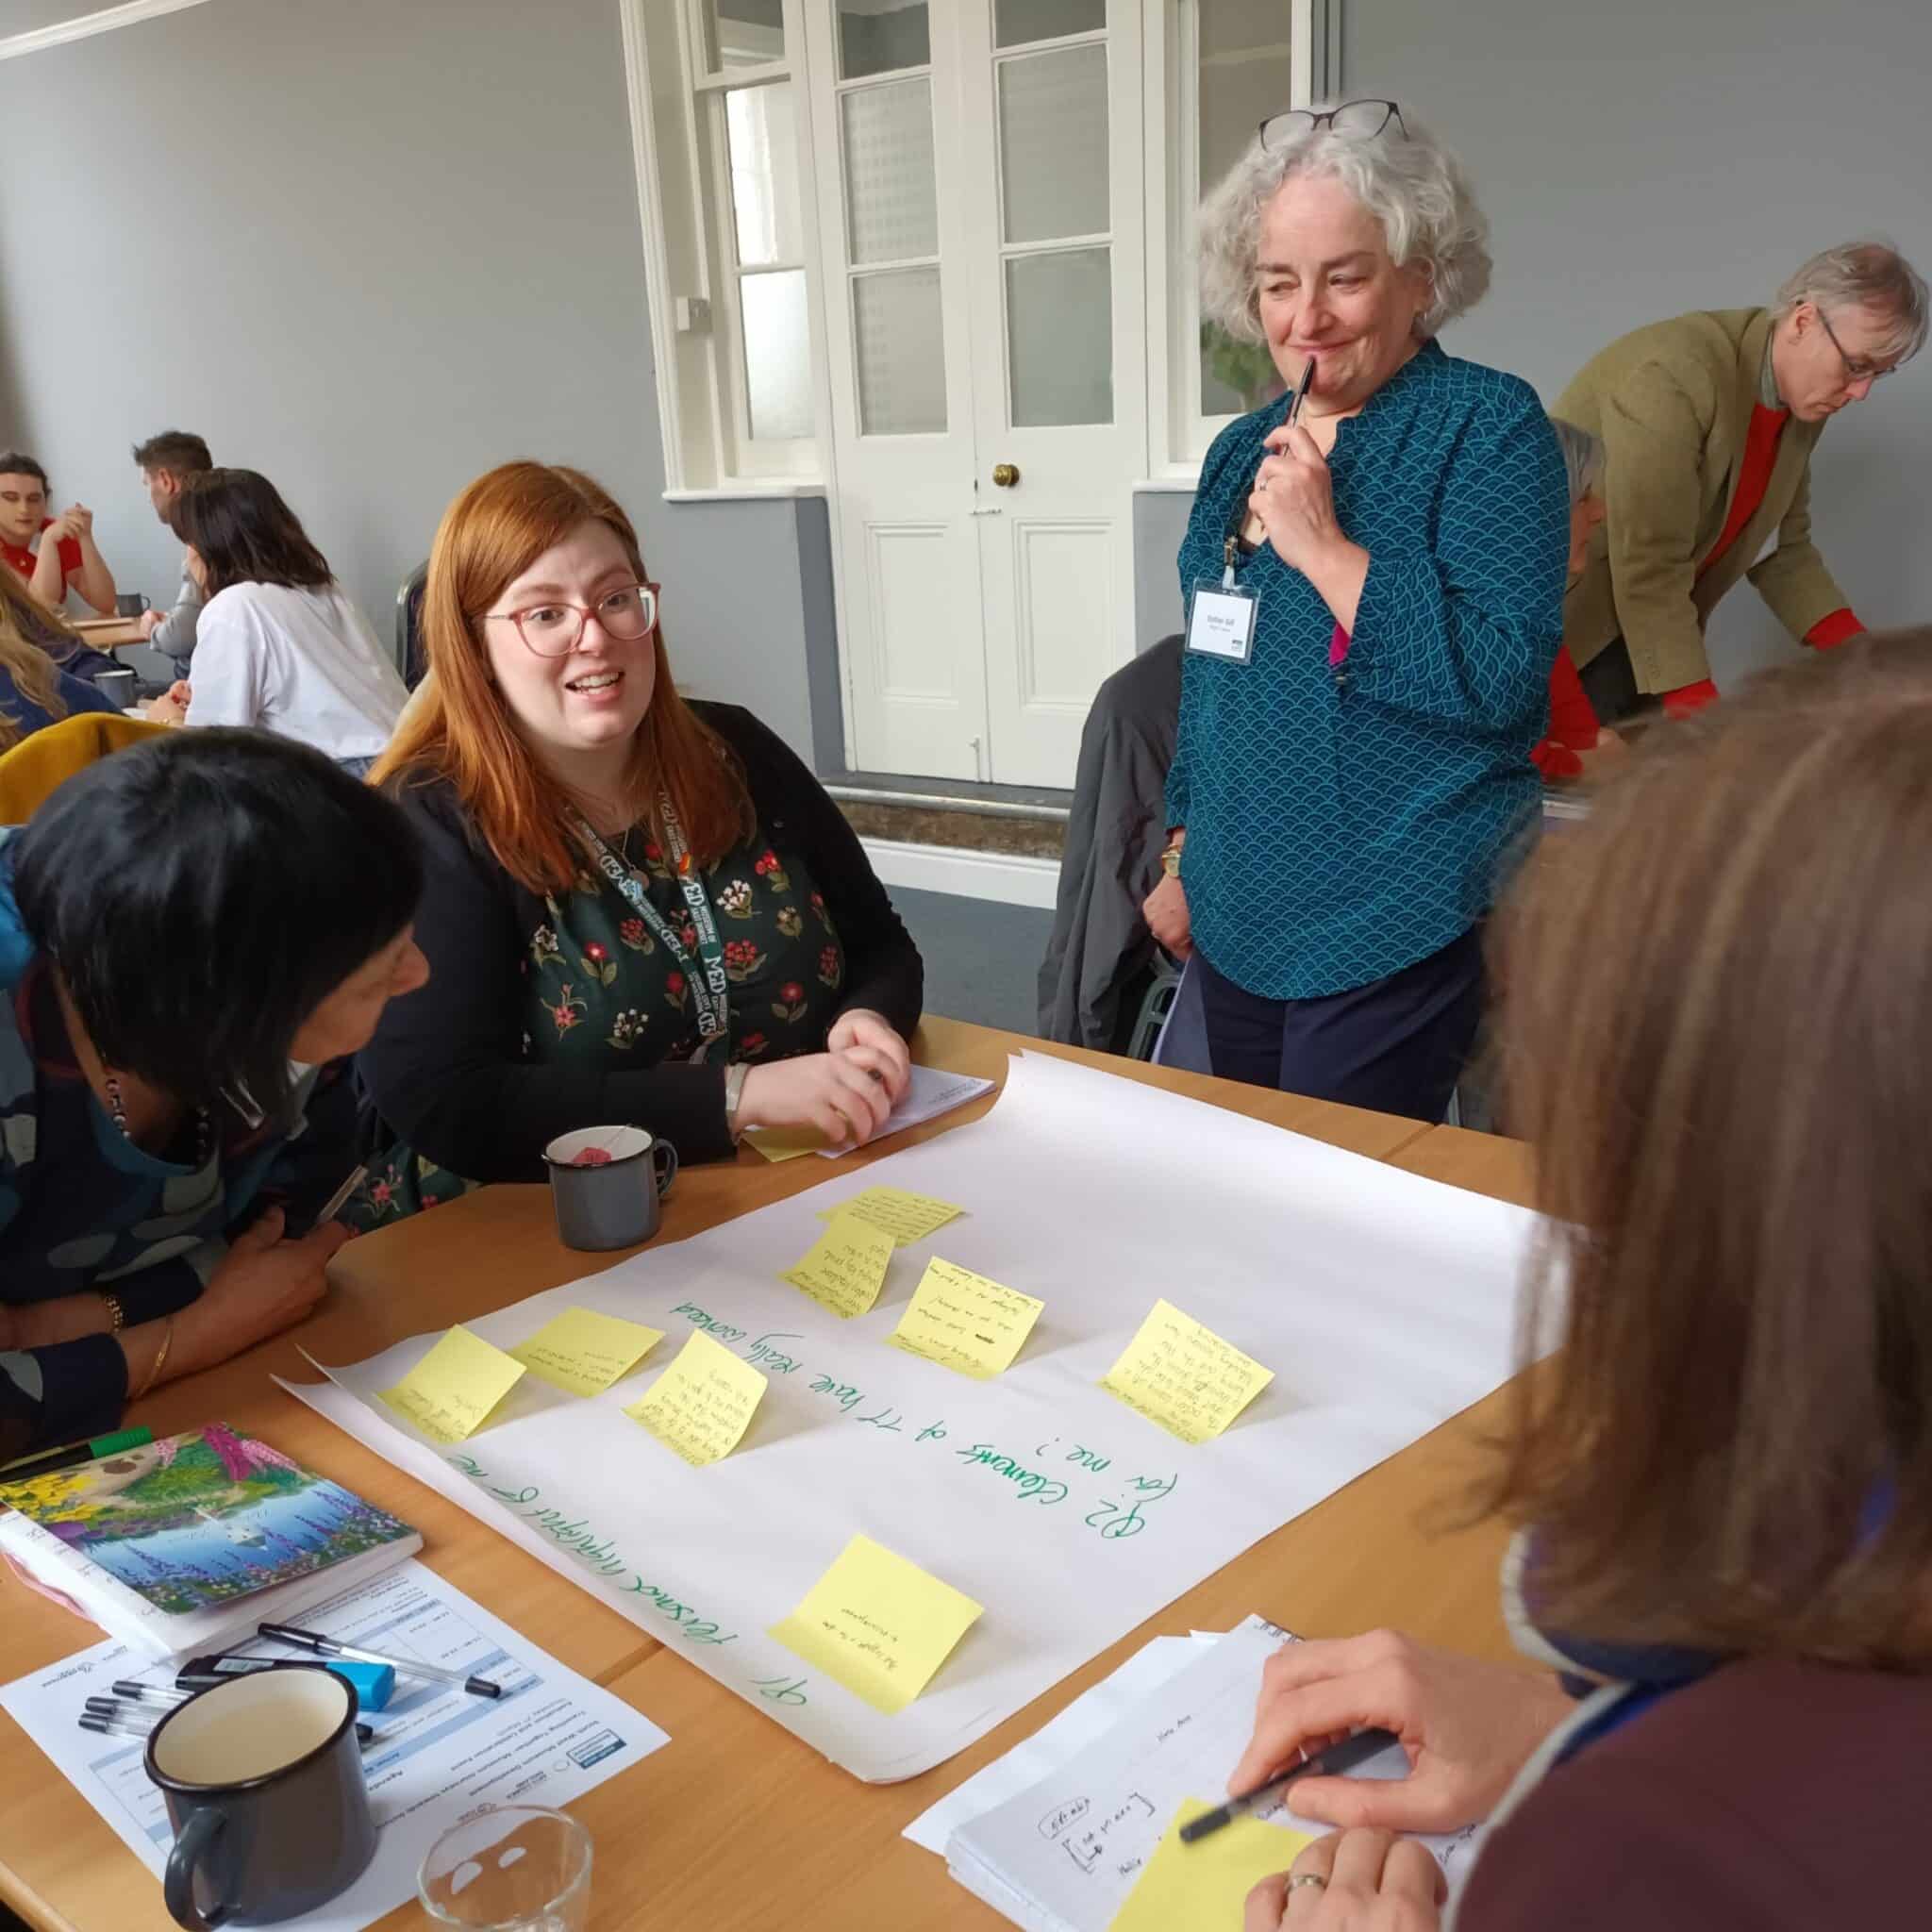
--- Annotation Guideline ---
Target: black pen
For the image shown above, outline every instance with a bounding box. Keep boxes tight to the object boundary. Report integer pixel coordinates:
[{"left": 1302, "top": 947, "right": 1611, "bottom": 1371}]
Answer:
[
  {"left": 1180, "top": 1726, "right": 1399, "bottom": 1844},
  {"left": 258, "top": 1622, "right": 502, "bottom": 1699},
  {"left": 1285, "top": 354, "right": 1318, "bottom": 426}
]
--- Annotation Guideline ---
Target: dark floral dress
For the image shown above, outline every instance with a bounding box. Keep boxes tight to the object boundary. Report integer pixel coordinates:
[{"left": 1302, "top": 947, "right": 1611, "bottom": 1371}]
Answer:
[{"left": 348, "top": 824, "right": 846, "bottom": 1226}]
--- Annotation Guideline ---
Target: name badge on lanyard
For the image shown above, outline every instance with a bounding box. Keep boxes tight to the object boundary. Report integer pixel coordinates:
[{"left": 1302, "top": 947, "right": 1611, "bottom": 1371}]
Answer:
[
  {"left": 1186, "top": 475, "right": 1265, "bottom": 665},
  {"left": 575, "top": 799, "right": 731, "bottom": 1060},
  {"left": 1186, "top": 576, "right": 1258, "bottom": 663}
]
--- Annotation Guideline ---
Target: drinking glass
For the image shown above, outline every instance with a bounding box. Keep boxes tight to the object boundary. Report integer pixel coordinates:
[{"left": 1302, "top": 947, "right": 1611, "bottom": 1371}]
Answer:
[{"left": 417, "top": 1806, "right": 592, "bottom": 1931}]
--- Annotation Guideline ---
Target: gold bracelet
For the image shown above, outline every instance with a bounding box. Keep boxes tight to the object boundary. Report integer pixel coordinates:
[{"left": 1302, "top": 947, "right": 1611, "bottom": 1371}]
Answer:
[
  {"left": 100, "top": 1292, "right": 125, "bottom": 1335},
  {"left": 133, "top": 1318, "right": 175, "bottom": 1403}
]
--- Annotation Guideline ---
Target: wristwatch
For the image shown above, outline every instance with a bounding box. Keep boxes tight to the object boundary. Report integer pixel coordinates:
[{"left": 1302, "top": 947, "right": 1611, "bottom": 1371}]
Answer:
[
  {"left": 723, "top": 1061, "right": 750, "bottom": 1141},
  {"left": 1159, "top": 842, "right": 1183, "bottom": 879}
]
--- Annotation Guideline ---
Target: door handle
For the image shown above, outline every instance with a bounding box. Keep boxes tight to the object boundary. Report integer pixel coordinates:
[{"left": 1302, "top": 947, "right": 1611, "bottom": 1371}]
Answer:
[{"left": 991, "top": 462, "right": 1020, "bottom": 488}]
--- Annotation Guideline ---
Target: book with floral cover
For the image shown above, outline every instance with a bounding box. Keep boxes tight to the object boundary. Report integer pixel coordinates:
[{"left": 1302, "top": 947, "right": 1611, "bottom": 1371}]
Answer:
[{"left": 0, "top": 1423, "right": 421, "bottom": 1657}]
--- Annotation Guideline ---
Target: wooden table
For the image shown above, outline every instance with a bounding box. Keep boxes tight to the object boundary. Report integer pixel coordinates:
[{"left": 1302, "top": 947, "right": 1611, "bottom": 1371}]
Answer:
[
  {"left": 70, "top": 617, "right": 151, "bottom": 652},
  {"left": 0, "top": 1018, "right": 1536, "bottom": 1931}
]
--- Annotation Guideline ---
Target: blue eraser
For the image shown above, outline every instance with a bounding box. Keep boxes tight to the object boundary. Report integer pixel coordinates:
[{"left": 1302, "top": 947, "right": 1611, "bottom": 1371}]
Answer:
[{"left": 324, "top": 1659, "right": 395, "bottom": 1711}]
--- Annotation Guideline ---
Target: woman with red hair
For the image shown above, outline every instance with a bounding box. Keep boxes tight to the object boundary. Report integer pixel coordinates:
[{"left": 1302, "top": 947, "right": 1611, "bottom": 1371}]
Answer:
[{"left": 357, "top": 462, "right": 920, "bottom": 1202}]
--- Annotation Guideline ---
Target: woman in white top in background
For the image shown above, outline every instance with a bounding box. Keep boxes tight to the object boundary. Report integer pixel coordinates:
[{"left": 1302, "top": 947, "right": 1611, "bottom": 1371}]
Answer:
[{"left": 148, "top": 469, "right": 407, "bottom": 774}]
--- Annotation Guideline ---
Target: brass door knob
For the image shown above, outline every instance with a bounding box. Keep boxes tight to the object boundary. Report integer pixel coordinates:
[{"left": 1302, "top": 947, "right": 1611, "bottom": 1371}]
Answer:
[{"left": 991, "top": 462, "right": 1020, "bottom": 488}]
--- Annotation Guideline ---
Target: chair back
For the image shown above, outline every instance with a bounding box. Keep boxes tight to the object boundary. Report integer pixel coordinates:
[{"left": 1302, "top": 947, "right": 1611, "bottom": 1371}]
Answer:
[
  {"left": 395, "top": 561, "right": 429, "bottom": 687},
  {"left": 0, "top": 713, "right": 170, "bottom": 823}
]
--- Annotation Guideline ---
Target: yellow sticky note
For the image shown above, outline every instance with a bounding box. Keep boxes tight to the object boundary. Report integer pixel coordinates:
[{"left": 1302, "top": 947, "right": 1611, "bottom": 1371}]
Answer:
[
  {"left": 1107, "top": 1799, "right": 1313, "bottom": 1932},
  {"left": 1100, "top": 1298, "right": 1274, "bottom": 1444},
  {"left": 508, "top": 1307, "right": 665, "bottom": 1398},
  {"left": 781, "top": 1211, "right": 896, "bottom": 1319},
  {"left": 888, "top": 1257, "right": 1043, "bottom": 1378},
  {"left": 744, "top": 1125, "right": 829, "bottom": 1162},
  {"left": 816, "top": 1186, "right": 964, "bottom": 1247},
  {"left": 378, "top": 1325, "right": 526, "bottom": 1444},
  {"left": 623, "top": 1329, "right": 767, "bottom": 1466},
  {"left": 770, "top": 1533, "right": 983, "bottom": 1715}
]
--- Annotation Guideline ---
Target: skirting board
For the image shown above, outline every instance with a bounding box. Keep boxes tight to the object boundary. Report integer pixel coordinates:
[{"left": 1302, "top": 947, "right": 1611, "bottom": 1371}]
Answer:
[{"left": 859, "top": 837, "right": 1060, "bottom": 912}]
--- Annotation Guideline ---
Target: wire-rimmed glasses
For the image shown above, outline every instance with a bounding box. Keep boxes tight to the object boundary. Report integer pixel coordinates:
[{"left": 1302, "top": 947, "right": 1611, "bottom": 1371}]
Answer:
[
  {"left": 1258, "top": 99, "right": 1406, "bottom": 152},
  {"left": 484, "top": 581, "right": 660, "bottom": 657},
  {"left": 1815, "top": 307, "right": 1898, "bottom": 386}
]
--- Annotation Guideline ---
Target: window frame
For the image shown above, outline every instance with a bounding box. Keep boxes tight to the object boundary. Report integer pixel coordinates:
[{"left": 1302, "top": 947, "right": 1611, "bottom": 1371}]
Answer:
[
  {"left": 1141, "top": 0, "right": 1334, "bottom": 482},
  {"left": 624, "top": 0, "right": 832, "bottom": 494}
]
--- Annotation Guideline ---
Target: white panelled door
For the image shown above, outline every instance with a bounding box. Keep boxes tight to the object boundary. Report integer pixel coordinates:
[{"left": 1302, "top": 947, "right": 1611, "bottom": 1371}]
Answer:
[{"left": 805, "top": 0, "right": 1146, "bottom": 788}]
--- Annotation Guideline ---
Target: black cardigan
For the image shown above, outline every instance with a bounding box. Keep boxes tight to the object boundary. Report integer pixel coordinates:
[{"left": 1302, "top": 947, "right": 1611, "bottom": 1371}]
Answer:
[{"left": 358, "top": 703, "right": 922, "bottom": 1179}]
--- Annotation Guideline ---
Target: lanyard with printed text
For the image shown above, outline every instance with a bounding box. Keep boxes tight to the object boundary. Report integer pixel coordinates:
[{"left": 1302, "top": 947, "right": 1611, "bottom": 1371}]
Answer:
[{"left": 574, "top": 797, "right": 730, "bottom": 1057}]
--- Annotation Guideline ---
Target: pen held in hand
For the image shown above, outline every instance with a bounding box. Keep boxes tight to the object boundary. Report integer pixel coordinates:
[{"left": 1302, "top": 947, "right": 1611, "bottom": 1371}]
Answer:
[
  {"left": 315, "top": 1164, "right": 368, "bottom": 1225},
  {"left": 1285, "top": 354, "right": 1318, "bottom": 426},
  {"left": 1179, "top": 1725, "right": 1400, "bottom": 1845}
]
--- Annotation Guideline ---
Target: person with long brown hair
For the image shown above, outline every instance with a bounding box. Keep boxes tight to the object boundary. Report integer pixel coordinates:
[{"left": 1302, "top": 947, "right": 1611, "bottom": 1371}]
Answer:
[
  {"left": 0, "top": 576, "right": 118, "bottom": 753},
  {"left": 356, "top": 462, "right": 921, "bottom": 1204},
  {"left": 147, "top": 469, "right": 408, "bottom": 774},
  {"left": 1223, "top": 635, "right": 1932, "bottom": 1930}
]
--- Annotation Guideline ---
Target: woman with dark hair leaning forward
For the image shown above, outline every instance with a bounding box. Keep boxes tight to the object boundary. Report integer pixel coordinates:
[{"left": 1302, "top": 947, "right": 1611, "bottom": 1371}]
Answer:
[
  {"left": 1225, "top": 634, "right": 1932, "bottom": 1931},
  {"left": 147, "top": 468, "right": 408, "bottom": 774},
  {"left": 0, "top": 731, "right": 428, "bottom": 1458}
]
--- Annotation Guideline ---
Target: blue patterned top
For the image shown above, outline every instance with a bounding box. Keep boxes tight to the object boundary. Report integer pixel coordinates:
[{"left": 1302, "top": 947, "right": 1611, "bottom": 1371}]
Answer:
[
  {"left": 1166, "top": 340, "right": 1567, "bottom": 999},
  {"left": 0, "top": 832, "right": 356, "bottom": 1457}
]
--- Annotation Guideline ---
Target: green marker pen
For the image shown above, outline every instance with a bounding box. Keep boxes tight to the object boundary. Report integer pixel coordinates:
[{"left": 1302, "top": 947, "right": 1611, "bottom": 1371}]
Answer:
[{"left": 0, "top": 1426, "right": 157, "bottom": 1480}]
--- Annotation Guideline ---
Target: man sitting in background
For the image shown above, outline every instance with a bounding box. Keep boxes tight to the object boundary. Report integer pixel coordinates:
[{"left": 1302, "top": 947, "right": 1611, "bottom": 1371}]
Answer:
[
  {"left": 0, "top": 452, "right": 117, "bottom": 618},
  {"left": 132, "top": 430, "right": 213, "bottom": 675}
]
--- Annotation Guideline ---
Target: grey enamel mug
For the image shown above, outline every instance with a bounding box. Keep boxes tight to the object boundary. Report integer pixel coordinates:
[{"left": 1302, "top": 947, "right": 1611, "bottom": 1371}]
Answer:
[
  {"left": 543, "top": 1124, "right": 678, "bottom": 1250},
  {"left": 145, "top": 1664, "right": 375, "bottom": 1928}
]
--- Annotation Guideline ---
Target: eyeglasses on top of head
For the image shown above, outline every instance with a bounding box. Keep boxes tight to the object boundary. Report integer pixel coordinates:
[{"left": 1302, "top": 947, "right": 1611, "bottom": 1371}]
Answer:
[
  {"left": 483, "top": 581, "right": 661, "bottom": 657},
  {"left": 1814, "top": 306, "right": 1899, "bottom": 385},
  {"left": 1259, "top": 99, "right": 1406, "bottom": 152}
]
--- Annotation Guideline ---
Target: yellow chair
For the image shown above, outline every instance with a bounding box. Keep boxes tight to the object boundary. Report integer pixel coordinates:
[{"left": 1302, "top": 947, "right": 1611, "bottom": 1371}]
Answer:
[{"left": 0, "top": 712, "right": 170, "bottom": 822}]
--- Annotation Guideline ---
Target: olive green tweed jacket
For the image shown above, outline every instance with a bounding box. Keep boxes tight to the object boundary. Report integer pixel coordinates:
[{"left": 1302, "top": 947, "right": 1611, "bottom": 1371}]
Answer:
[{"left": 1557, "top": 308, "right": 1850, "bottom": 693}]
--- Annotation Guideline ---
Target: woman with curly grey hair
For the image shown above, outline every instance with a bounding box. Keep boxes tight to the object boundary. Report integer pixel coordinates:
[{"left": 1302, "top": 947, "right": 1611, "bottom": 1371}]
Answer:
[{"left": 1143, "top": 102, "right": 1567, "bottom": 1122}]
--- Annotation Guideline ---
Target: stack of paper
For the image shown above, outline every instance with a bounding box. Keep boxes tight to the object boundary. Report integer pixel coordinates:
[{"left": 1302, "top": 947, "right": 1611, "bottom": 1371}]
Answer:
[{"left": 927, "top": 1618, "right": 1480, "bottom": 1932}]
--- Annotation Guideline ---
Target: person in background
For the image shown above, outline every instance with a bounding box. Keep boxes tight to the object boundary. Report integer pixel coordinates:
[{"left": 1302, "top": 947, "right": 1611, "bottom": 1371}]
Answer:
[
  {"left": 1231, "top": 637, "right": 1932, "bottom": 1931},
  {"left": 356, "top": 461, "right": 921, "bottom": 1214},
  {"left": 131, "top": 429, "right": 214, "bottom": 675},
  {"left": 0, "top": 566, "right": 121, "bottom": 686},
  {"left": 0, "top": 451, "right": 117, "bottom": 618},
  {"left": 1529, "top": 420, "right": 1624, "bottom": 782},
  {"left": 0, "top": 591, "right": 118, "bottom": 753},
  {"left": 1141, "top": 101, "right": 1566, "bottom": 1123},
  {"left": 0, "top": 731, "right": 429, "bottom": 1459},
  {"left": 1557, "top": 241, "right": 1927, "bottom": 724},
  {"left": 145, "top": 468, "right": 407, "bottom": 774}
]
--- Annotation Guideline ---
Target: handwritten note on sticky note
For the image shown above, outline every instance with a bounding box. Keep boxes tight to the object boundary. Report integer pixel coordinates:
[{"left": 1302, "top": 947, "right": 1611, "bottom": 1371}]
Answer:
[
  {"left": 888, "top": 1257, "right": 1043, "bottom": 1378},
  {"left": 781, "top": 1211, "right": 896, "bottom": 1319},
  {"left": 770, "top": 1533, "right": 983, "bottom": 1715},
  {"left": 624, "top": 1329, "right": 767, "bottom": 1466},
  {"left": 1106, "top": 1799, "right": 1313, "bottom": 1932},
  {"left": 1100, "top": 1298, "right": 1274, "bottom": 1444},
  {"left": 816, "top": 1186, "right": 964, "bottom": 1247},
  {"left": 508, "top": 1307, "right": 665, "bottom": 1398},
  {"left": 744, "top": 1125, "right": 828, "bottom": 1162},
  {"left": 378, "top": 1325, "right": 526, "bottom": 1444}
]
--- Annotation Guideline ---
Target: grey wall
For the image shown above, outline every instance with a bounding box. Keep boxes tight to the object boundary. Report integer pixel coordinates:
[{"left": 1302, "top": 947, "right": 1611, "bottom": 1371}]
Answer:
[
  {"left": 0, "top": 0, "right": 826, "bottom": 758},
  {"left": 1351, "top": 0, "right": 1932, "bottom": 683},
  {"left": 1137, "top": 0, "right": 1932, "bottom": 681}
]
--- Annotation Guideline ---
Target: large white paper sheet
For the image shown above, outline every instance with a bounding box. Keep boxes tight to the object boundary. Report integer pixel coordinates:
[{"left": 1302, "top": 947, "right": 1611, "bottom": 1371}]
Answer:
[
  {"left": 286, "top": 1052, "right": 1541, "bottom": 1781},
  {"left": 0, "top": 1560, "right": 668, "bottom": 1932},
  {"left": 948, "top": 1618, "right": 1481, "bottom": 1932}
]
